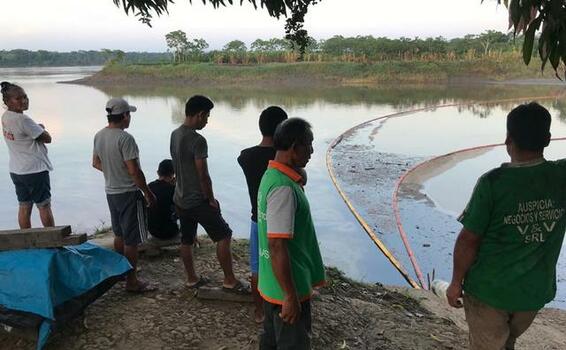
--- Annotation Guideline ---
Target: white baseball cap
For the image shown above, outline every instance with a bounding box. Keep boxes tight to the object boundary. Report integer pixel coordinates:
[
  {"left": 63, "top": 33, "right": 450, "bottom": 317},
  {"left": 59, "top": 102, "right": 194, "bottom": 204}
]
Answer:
[{"left": 105, "top": 97, "right": 137, "bottom": 115}]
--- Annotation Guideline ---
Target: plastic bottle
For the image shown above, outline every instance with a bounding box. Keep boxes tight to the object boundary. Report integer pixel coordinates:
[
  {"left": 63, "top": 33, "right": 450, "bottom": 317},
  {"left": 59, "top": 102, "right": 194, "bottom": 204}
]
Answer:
[{"left": 431, "top": 279, "right": 463, "bottom": 306}]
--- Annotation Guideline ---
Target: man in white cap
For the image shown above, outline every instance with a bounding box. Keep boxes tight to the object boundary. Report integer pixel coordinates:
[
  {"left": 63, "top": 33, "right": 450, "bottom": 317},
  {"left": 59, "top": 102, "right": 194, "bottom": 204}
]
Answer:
[{"left": 92, "top": 97, "right": 157, "bottom": 292}]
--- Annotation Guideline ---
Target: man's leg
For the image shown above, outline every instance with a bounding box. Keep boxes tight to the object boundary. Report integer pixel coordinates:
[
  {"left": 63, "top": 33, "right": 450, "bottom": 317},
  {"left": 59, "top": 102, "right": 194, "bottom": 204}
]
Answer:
[
  {"left": 177, "top": 206, "right": 200, "bottom": 285},
  {"left": 259, "top": 301, "right": 278, "bottom": 350},
  {"left": 197, "top": 202, "right": 238, "bottom": 287},
  {"left": 217, "top": 237, "right": 237, "bottom": 287},
  {"left": 504, "top": 310, "right": 539, "bottom": 350},
  {"left": 120, "top": 191, "right": 153, "bottom": 291},
  {"left": 271, "top": 300, "right": 311, "bottom": 350},
  {"left": 17, "top": 204, "right": 32, "bottom": 229},
  {"left": 38, "top": 204, "right": 54, "bottom": 227},
  {"left": 464, "top": 294, "right": 510, "bottom": 350},
  {"left": 34, "top": 172, "right": 54, "bottom": 227},
  {"left": 123, "top": 244, "right": 140, "bottom": 288},
  {"left": 114, "top": 236, "right": 124, "bottom": 255},
  {"left": 180, "top": 243, "right": 199, "bottom": 284},
  {"left": 250, "top": 221, "right": 263, "bottom": 322}
]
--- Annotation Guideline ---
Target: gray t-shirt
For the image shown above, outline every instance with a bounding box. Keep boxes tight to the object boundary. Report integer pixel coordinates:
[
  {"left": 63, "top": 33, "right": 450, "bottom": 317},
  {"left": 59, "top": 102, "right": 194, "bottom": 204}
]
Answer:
[
  {"left": 93, "top": 127, "right": 139, "bottom": 194},
  {"left": 170, "top": 126, "right": 208, "bottom": 209},
  {"left": 2, "top": 110, "right": 53, "bottom": 175}
]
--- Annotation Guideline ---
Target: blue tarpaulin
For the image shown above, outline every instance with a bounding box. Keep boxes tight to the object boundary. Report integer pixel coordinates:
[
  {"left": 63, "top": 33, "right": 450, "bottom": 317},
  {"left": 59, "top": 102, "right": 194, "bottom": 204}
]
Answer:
[{"left": 0, "top": 242, "right": 131, "bottom": 349}]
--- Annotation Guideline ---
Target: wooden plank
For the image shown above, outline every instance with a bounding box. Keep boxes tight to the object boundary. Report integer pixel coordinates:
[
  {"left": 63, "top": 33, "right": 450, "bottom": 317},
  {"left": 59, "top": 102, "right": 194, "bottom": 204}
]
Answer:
[
  {"left": 0, "top": 226, "right": 71, "bottom": 238},
  {"left": 62, "top": 234, "right": 87, "bottom": 246},
  {"left": 196, "top": 287, "right": 253, "bottom": 303},
  {"left": 0, "top": 226, "right": 75, "bottom": 251}
]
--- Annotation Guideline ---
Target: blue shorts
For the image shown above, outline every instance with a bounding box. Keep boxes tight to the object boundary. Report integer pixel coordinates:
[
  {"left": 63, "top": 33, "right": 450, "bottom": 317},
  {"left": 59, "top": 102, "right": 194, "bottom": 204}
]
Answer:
[
  {"left": 250, "top": 220, "right": 259, "bottom": 274},
  {"left": 10, "top": 171, "right": 51, "bottom": 207}
]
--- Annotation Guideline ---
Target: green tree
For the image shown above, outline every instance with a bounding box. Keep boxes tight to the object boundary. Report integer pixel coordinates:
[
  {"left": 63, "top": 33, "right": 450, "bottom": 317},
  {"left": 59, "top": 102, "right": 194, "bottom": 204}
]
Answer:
[
  {"left": 223, "top": 40, "right": 247, "bottom": 53},
  {"left": 165, "top": 30, "right": 189, "bottom": 63},
  {"left": 113, "top": 0, "right": 320, "bottom": 60}
]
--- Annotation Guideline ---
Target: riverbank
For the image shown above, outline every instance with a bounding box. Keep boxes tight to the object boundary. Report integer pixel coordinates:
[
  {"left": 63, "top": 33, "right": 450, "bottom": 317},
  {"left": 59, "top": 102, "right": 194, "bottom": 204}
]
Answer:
[
  {"left": 1, "top": 233, "right": 564, "bottom": 349},
  {"left": 72, "top": 56, "right": 547, "bottom": 87}
]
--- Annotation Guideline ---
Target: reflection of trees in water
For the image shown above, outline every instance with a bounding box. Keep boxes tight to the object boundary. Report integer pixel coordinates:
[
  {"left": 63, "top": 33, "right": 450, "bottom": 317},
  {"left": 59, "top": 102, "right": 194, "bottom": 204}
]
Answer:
[
  {"left": 550, "top": 100, "right": 566, "bottom": 122},
  {"left": 171, "top": 100, "right": 186, "bottom": 124},
  {"left": 90, "top": 83, "right": 565, "bottom": 121}
]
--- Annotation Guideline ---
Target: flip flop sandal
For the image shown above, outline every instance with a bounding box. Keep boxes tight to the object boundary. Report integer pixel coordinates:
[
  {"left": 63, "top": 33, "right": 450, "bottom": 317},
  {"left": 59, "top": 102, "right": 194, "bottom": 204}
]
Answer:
[
  {"left": 126, "top": 280, "right": 158, "bottom": 294},
  {"left": 185, "top": 276, "right": 210, "bottom": 289},
  {"left": 222, "top": 279, "right": 251, "bottom": 295}
]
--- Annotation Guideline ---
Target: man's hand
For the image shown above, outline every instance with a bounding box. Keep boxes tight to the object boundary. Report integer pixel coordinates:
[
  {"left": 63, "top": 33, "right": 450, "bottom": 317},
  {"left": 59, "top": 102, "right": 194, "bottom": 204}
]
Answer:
[
  {"left": 209, "top": 198, "right": 219, "bottom": 209},
  {"left": 446, "top": 281, "right": 463, "bottom": 308},
  {"left": 144, "top": 190, "right": 157, "bottom": 208},
  {"left": 280, "top": 293, "right": 301, "bottom": 324}
]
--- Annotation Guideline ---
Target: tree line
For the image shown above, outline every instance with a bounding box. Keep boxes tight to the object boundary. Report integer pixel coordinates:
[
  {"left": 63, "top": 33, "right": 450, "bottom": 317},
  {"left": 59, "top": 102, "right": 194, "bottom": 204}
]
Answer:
[
  {"left": 0, "top": 31, "right": 525, "bottom": 68},
  {"left": 166, "top": 30, "right": 525, "bottom": 64},
  {"left": 0, "top": 50, "right": 171, "bottom": 68}
]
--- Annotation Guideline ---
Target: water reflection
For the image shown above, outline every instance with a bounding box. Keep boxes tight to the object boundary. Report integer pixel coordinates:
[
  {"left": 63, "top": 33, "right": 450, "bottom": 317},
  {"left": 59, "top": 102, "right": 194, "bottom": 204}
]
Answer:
[{"left": 1, "top": 66, "right": 565, "bottom": 289}]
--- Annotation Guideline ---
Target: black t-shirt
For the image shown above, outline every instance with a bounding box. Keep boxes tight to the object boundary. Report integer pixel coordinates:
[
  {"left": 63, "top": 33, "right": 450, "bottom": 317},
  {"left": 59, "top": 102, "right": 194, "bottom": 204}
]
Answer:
[
  {"left": 237, "top": 146, "right": 276, "bottom": 222},
  {"left": 148, "top": 179, "right": 178, "bottom": 240}
]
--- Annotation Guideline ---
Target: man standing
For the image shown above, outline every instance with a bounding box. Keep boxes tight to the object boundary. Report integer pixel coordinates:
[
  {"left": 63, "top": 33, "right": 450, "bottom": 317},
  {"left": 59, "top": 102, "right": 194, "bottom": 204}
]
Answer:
[
  {"left": 93, "top": 97, "right": 156, "bottom": 293},
  {"left": 238, "top": 106, "right": 288, "bottom": 323},
  {"left": 447, "top": 102, "right": 566, "bottom": 350},
  {"left": 1, "top": 81, "right": 55, "bottom": 228},
  {"left": 170, "top": 95, "right": 247, "bottom": 293},
  {"left": 258, "top": 118, "right": 325, "bottom": 350}
]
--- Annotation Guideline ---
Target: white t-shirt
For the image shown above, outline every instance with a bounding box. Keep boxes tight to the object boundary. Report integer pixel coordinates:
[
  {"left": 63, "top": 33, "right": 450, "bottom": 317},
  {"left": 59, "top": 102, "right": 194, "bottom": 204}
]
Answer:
[{"left": 1, "top": 110, "right": 53, "bottom": 175}]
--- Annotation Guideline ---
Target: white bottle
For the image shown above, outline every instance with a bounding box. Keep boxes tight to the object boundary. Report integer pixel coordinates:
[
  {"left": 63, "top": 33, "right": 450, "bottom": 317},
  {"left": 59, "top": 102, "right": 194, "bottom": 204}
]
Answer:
[{"left": 431, "top": 279, "right": 463, "bottom": 306}]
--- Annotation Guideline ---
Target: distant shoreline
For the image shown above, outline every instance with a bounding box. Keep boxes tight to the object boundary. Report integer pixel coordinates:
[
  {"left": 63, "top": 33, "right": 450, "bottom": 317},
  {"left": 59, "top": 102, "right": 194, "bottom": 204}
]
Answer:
[{"left": 70, "top": 58, "right": 548, "bottom": 87}]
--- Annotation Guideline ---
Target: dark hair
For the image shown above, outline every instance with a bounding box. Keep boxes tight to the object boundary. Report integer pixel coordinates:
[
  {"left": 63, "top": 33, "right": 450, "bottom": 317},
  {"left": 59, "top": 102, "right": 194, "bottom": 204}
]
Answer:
[
  {"left": 273, "top": 118, "right": 313, "bottom": 151},
  {"left": 259, "top": 106, "right": 288, "bottom": 137},
  {"left": 507, "top": 102, "right": 551, "bottom": 152},
  {"left": 105, "top": 108, "right": 126, "bottom": 124},
  {"left": 185, "top": 95, "right": 214, "bottom": 117},
  {"left": 157, "top": 159, "right": 174, "bottom": 177},
  {"left": 1, "top": 81, "right": 22, "bottom": 102}
]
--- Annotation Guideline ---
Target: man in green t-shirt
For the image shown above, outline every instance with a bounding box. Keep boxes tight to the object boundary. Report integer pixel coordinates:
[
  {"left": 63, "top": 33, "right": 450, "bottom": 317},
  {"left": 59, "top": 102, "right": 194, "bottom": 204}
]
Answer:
[
  {"left": 257, "top": 118, "right": 325, "bottom": 350},
  {"left": 447, "top": 102, "right": 566, "bottom": 350}
]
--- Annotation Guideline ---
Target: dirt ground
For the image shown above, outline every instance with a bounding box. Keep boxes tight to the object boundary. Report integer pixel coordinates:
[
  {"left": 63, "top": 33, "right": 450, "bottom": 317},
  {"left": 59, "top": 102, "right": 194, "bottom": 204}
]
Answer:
[{"left": 1, "top": 235, "right": 564, "bottom": 350}]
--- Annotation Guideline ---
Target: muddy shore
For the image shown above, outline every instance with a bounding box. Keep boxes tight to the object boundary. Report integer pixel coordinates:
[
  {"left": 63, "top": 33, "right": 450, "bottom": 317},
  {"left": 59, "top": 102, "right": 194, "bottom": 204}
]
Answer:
[
  {"left": 1, "top": 233, "right": 564, "bottom": 349},
  {"left": 326, "top": 110, "right": 566, "bottom": 348}
]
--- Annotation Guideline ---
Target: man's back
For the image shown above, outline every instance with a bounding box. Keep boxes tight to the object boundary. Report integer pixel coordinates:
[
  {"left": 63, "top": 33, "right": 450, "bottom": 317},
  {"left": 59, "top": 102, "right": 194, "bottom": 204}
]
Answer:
[
  {"left": 148, "top": 179, "right": 177, "bottom": 239},
  {"left": 170, "top": 125, "right": 207, "bottom": 209},
  {"left": 93, "top": 127, "right": 138, "bottom": 194},
  {"left": 460, "top": 159, "right": 566, "bottom": 311},
  {"left": 238, "top": 145, "right": 276, "bottom": 222}
]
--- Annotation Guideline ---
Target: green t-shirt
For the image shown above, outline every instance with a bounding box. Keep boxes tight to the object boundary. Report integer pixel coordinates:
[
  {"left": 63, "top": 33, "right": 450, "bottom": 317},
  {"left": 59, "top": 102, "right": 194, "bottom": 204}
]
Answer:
[
  {"left": 257, "top": 161, "right": 326, "bottom": 304},
  {"left": 460, "top": 159, "right": 566, "bottom": 311}
]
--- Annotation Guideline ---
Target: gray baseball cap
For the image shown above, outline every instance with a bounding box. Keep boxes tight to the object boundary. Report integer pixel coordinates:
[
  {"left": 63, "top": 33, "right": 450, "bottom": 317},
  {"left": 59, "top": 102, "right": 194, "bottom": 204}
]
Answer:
[{"left": 105, "top": 97, "right": 137, "bottom": 115}]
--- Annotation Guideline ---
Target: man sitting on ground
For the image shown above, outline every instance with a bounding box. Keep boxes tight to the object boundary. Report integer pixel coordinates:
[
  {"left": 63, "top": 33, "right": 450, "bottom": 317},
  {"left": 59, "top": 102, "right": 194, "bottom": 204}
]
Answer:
[
  {"left": 447, "top": 102, "right": 566, "bottom": 350},
  {"left": 148, "top": 159, "right": 179, "bottom": 241}
]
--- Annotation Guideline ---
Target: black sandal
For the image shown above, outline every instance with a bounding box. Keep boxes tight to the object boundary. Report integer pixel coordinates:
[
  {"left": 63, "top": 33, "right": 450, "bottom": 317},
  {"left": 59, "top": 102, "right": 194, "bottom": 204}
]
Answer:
[
  {"left": 185, "top": 276, "right": 210, "bottom": 289},
  {"left": 222, "top": 279, "right": 251, "bottom": 295}
]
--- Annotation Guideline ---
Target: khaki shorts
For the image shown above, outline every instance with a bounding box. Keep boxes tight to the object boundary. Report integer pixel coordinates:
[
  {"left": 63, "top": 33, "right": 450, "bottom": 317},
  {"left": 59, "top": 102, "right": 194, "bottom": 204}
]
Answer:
[{"left": 464, "top": 294, "right": 539, "bottom": 350}]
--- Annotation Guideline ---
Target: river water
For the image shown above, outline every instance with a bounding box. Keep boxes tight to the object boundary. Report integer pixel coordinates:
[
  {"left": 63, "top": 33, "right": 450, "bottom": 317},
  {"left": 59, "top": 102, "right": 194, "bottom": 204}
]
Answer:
[{"left": 1, "top": 66, "right": 565, "bottom": 293}]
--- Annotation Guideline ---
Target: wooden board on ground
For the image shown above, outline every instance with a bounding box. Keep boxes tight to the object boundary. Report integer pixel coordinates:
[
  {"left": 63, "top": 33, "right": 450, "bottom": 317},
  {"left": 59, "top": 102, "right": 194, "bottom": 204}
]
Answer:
[
  {"left": 0, "top": 226, "right": 87, "bottom": 251},
  {"left": 197, "top": 287, "right": 254, "bottom": 303}
]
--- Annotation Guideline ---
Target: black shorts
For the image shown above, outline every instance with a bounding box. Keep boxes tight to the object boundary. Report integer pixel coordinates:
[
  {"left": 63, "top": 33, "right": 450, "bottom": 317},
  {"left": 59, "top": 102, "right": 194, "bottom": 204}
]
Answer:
[
  {"left": 106, "top": 191, "right": 148, "bottom": 246},
  {"left": 10, "top": 171, "right": 51, "bottom": 207},
  {"left": 175, "top": 201, "right": 232, "bottom": 245}
]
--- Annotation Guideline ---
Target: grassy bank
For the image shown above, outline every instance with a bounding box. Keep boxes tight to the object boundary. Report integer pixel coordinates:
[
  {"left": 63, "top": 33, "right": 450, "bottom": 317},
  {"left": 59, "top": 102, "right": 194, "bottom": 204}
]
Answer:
[{"left": 79, "top": 55, "right": 548, "bottom": 86}]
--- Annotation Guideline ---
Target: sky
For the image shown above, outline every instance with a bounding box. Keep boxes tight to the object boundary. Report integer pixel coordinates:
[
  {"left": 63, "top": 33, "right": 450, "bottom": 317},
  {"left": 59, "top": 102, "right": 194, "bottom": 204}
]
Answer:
[{"left": 0, "top": 0, "right": 510, "bottom": 52}]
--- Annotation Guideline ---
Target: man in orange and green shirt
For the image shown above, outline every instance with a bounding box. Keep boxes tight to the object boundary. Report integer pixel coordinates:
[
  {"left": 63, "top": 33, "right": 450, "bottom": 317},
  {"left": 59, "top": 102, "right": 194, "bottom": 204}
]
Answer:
[{"left": 257, "top": 118, "right": 325, "bottom": 350}]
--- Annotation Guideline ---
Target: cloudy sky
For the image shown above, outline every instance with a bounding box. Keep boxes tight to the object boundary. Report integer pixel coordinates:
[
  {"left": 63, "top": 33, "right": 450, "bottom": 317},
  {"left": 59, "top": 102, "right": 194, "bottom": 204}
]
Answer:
[{"left": 0, "top": 0, "right": 509, "bottom": 52}]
